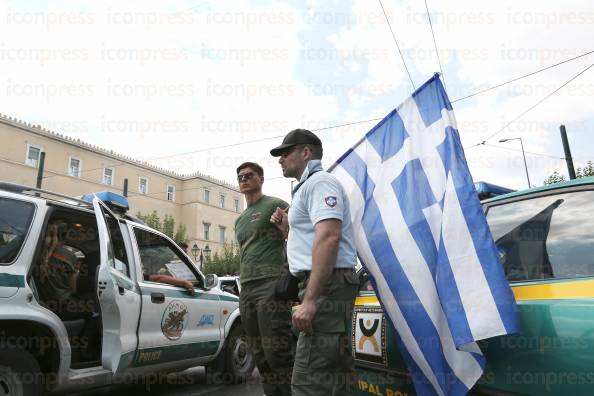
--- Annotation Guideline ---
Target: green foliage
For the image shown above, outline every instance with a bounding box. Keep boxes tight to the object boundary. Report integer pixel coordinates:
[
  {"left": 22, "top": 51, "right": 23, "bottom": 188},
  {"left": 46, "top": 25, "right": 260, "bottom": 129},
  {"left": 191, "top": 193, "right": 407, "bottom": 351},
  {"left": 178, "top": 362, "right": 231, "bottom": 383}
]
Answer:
[
  {"left": 136, "top": 211, "right": 187, "bottom": 243},
  {"left": 543, "top": 161, "right": 594, "bottom": 185},
  {"left": 174, "top": 223, "right": 187, "bottom": 244},
  {"left": 136, "top": 210, "right": 162, "bottom": 231},
  {"left": 202, "top": 243, "right": 240, "bottom": 276},
  {"left": 543, "top": 170, "right": 566, "bottom": 185},
  {"left": 576, "top": 161, "right": 594, "bottom": 178},
  {"left": 162, "top": 214, "right": 175, "bottom": 238}
]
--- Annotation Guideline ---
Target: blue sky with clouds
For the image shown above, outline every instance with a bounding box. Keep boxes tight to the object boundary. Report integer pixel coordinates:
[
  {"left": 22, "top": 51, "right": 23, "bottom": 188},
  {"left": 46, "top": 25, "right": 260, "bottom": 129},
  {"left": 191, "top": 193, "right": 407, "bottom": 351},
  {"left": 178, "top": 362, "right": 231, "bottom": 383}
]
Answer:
[{"left": 0, "top": 0, "right": 592, "bottom": 200}]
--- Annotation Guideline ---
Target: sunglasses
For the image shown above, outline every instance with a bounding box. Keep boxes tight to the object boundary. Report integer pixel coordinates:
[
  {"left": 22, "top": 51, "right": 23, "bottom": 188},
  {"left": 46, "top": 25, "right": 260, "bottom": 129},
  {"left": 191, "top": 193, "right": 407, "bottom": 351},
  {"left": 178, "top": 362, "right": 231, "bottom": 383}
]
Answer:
[{"left": 237, "top": 172, "right": 256, "bottom": 182}]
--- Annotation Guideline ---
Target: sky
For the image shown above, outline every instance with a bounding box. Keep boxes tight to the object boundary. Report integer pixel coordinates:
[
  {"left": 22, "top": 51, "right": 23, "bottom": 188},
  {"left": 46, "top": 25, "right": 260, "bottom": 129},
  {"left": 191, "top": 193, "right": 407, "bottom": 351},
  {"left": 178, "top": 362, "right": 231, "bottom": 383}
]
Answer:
[{"left": 1, "top": 0, "right": 593, "bottom": 202}]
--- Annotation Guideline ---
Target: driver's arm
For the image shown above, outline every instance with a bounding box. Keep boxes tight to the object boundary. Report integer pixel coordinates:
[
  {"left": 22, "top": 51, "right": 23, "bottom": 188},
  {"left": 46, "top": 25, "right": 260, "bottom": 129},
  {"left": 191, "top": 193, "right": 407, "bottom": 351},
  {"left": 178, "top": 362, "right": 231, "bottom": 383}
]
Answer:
[{"left": 145, "top": 274, "right": 195, "bottom": 296}]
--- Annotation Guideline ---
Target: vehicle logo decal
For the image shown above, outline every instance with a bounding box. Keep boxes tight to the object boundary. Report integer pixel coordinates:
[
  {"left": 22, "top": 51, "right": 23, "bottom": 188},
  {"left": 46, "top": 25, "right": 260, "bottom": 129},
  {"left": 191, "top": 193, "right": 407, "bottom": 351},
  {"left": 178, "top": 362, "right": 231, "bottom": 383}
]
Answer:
[
  {"left": 325, "top": 196, "right": 337, "bottom": 207},
  {"left": 197, "top": 314, "right": 215, "bottom": 327},
  {"left": 161, "top": 300, "right": 189, "bottom": 340},
  {"left": 352, "top": 307, "right": 387, "bottom": 366}
]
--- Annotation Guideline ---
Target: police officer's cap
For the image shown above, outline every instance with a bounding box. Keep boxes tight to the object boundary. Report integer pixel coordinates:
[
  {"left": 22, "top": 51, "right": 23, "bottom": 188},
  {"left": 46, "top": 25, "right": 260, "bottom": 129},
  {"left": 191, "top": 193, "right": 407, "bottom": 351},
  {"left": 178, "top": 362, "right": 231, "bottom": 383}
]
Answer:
[{"left": 270, "top": 129, "right": 322, "bottom": 157}]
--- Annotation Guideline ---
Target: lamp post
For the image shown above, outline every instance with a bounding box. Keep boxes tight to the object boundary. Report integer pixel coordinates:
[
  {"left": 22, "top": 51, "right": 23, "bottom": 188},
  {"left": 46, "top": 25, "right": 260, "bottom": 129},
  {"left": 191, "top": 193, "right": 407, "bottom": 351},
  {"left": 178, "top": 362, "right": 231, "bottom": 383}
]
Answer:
[
  {"left": 203, "top": 245, "right": 211, "bottom": 262},
  {"left": 191, "top": 243, "right": 203, "bottom": 271},
  {"left": 499, "top": 137, "right": 531, "bottom": 188}
]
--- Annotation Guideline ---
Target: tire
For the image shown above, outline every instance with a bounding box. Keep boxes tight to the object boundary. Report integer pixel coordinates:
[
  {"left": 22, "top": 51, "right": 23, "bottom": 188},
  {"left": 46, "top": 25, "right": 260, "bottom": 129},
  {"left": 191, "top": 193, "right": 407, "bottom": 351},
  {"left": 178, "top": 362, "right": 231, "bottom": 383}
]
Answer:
[
  {"left": 206, "top": 324, "right": 255, "bottom": 385},
  {"left": 0, "top": 347, "right": 43, "bottom": 396}
]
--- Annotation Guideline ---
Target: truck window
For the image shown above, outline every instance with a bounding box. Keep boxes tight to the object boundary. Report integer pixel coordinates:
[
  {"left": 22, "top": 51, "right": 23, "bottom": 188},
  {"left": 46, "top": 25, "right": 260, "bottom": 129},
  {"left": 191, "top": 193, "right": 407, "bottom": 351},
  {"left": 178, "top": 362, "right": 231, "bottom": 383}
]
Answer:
[
  {"left": 0, "top": 197, "right": 35, "bottom": 264},
  {"left": 133, "top": 227, "right": 198, "bottom": 284},
  {"left": 486, "top": 190, "right": 594, "bottom": 282}
]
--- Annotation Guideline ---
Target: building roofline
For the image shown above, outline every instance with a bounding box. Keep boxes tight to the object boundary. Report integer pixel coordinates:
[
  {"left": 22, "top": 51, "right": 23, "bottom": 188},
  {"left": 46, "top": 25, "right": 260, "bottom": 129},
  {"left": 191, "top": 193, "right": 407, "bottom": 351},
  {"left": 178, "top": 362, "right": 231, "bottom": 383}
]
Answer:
[{"left": 0, "top": 113, "right": 240, "bottom": 192}]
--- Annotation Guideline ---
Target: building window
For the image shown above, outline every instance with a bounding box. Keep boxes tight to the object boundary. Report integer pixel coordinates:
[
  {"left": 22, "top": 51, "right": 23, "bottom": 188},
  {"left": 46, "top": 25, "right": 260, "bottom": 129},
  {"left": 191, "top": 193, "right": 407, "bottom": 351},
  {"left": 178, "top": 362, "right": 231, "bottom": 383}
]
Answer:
[
  {"left": 234, "top": 198, "right": 240, "bottom": 213},
  {"left": 166, "top": 185, "right": 175, "bottom": 201},
  {"left": 25, "top": 144, "right": 42, "bottom": 167},
  {"left": 68, "top": 156, "right": 81, "bottom": 178},
  {"left": 219, "top": 226, "right": 226, "bottom": 243},
  {"left": 219, "top": 194, "right": 225, "bottom": 209},
  {"left": 203, "top": 223, "right": 210, "bottom": 241},
  {"left": 103, "top": 167, "right": 114, "bottom": 185},
  {"left": 204, "top": 189, "right": 210, "bottom": 204},
  {"left": 139, "top": 177, "right": 148, "bottom": 194}
]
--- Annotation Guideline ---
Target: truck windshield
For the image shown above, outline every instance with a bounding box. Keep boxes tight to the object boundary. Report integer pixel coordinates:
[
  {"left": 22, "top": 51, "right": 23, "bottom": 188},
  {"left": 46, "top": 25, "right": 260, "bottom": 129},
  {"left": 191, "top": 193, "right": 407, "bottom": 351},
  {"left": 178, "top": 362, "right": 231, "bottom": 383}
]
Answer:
[{"left": 0, "top": 197, "right": 35, "bottom": 264}]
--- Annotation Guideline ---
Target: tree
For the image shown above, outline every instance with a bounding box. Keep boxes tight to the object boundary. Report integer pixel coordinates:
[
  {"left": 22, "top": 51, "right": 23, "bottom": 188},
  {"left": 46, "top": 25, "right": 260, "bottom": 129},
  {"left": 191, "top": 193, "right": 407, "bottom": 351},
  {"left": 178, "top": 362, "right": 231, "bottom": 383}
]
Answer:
[
  {"left": 543, "top": 170, "right": 566, "bottom": 185},
  {"left": 174, "top": 223, "right": 187, "bottom": 244},
  {"left": 202, "top": 243, "right": 240, "bottom": 276},
  {"left": 162, "top": 214, "right": 175, "bottom": 239},
  {"left": 543, "top": 161, "right": 594, "bottom": 185},
  {"left": 136, "top": 210, "right": 161, "bottom": 231}
]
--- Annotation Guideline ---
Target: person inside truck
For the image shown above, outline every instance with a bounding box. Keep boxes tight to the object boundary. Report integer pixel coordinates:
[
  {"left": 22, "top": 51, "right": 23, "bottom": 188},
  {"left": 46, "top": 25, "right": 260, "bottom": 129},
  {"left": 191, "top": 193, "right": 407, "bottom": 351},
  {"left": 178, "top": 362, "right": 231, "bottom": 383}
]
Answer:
[{"left": 37, "top": 220, "right": 92, "bottom": 320}]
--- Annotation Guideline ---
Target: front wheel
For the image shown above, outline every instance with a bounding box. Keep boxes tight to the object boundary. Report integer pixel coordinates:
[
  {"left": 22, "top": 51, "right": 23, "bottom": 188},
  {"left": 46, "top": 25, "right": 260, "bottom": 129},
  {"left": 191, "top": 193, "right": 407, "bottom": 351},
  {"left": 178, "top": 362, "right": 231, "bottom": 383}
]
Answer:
[
  {"left": 206, "top": 324, "right": 255, "bottom": 384},
  {"left": 0, "top": 347, "right": 43, "bottom": 396}
]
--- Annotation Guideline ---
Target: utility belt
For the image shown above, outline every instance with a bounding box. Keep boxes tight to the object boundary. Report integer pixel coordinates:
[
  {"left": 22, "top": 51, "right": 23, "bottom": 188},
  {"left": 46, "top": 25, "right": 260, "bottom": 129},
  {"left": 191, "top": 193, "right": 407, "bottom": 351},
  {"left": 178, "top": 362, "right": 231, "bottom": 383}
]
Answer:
[{"left": 294, "top": 267, "right": 355, "bottom": 281}]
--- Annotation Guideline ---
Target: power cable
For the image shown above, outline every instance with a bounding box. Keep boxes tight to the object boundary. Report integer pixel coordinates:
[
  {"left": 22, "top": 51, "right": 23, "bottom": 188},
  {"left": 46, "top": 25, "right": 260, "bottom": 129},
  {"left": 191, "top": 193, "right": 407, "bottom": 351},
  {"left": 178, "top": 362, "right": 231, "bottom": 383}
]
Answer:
[
  {"left": 424, "top": 0, "right": 446, "bottom": 92},
  {"left": 467, "top": 62, "right": 594, "bottom": 148},
  {"left": 377, "top": 0, "right": 415, "bottom": 91},
  {"left": 452, "top": 50, "right": 594, "bottom": 103},
  {"left": 41, "top": 117, "right": 383, "bottom": 179}
]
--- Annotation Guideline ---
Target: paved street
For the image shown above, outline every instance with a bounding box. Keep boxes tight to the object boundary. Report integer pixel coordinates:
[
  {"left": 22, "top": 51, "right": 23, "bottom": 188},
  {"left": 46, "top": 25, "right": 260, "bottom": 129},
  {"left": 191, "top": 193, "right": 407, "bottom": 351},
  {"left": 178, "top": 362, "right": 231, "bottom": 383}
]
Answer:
[{"left": 67, "top": 367, "right": 264, "bottom": 396}]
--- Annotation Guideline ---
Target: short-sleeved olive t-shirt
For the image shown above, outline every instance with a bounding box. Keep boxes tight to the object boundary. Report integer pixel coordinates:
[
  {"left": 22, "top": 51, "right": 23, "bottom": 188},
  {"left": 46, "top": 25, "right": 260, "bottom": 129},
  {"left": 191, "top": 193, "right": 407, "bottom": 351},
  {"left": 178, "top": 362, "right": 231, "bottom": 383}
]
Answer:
[{"left": 235, "top": 195, "right": 289, "bottom": 283}]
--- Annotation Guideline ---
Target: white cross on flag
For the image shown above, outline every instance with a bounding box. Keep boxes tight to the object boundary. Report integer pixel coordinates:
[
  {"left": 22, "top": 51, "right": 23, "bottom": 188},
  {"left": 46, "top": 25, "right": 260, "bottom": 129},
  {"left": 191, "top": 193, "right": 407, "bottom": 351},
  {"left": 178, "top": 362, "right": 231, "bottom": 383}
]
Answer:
[{"left": 330, "top": 74, "right": 519, "bottom": 396}]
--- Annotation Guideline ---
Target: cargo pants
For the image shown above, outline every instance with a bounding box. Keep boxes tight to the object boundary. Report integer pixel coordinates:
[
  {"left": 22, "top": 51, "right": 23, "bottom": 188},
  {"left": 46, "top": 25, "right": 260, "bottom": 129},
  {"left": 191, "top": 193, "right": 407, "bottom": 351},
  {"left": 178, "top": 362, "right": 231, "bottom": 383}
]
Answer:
[
  {"left": 292, "top": 268, "right": 360, "bottom": 396},
  {"left": 239, "top": 277, "right": 295, "bottom": 396}
]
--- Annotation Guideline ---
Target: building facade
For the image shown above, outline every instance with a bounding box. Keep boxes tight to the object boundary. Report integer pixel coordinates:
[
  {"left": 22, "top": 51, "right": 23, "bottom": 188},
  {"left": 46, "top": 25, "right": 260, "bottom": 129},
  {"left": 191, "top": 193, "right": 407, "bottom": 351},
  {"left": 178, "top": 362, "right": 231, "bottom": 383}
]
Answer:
[{"left": 0, "top": 115, "right": 243, "bottom": 260}]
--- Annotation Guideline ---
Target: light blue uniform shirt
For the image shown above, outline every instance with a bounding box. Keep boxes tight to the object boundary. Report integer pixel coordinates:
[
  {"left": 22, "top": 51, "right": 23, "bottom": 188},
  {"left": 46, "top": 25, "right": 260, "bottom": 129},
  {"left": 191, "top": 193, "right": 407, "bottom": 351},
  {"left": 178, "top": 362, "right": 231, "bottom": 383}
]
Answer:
[{"left": 287, "top": 160, "right": 357, "bottom": 274}]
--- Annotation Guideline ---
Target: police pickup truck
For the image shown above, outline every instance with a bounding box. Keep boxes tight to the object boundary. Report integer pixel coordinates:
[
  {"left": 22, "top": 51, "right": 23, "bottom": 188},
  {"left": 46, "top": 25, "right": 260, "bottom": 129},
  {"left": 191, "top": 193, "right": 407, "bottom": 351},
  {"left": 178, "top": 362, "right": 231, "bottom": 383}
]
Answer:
[
  {"left": 0, "top": 183, "right": 254, "bottom": 395},
  {"left": 353, "top": 176, "right": 594, "bottom": 395}
]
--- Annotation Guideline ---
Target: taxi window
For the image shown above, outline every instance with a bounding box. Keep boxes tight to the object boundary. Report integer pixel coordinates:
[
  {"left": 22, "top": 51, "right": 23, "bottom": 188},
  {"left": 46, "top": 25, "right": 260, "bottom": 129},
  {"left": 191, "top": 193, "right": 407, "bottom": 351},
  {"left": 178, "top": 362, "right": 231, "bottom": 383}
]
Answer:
[
  {"left": 0, "top": 198, "right": 35, "bottom": 264},
  {"left": 486, "top": 190, "right": 594, "bottom": 282},
  {"left": 133, "top": 227, "right": 198, "bottom": 283}
]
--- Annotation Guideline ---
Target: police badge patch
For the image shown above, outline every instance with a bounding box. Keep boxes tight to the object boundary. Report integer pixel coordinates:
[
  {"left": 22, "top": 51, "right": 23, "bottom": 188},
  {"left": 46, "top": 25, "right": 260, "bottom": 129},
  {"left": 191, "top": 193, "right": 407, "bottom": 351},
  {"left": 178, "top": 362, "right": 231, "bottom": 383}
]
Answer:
[
  {"left": 325, "top": 196, "right": 337, "bottom": 207},
  {"left": 161, "top": 300, "right": 189, "bottom": 340}
]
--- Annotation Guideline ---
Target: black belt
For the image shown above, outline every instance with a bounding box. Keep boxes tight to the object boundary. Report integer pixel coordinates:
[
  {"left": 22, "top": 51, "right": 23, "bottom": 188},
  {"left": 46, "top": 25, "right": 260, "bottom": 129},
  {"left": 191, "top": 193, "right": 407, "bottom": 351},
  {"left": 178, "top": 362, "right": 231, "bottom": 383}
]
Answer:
[{"left": 296, "top": 267, "right": 355, "bottom": 279}]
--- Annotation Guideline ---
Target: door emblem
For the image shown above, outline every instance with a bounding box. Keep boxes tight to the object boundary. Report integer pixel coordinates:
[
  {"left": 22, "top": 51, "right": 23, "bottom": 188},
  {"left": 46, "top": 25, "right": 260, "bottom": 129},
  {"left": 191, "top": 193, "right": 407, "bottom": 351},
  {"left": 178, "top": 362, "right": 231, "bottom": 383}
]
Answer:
[
  {"left": 161, "top": 300, "right": 189, "bottom": 340},
  {"left": 352, "top": 307, "right": 387, "bottom": 365}
]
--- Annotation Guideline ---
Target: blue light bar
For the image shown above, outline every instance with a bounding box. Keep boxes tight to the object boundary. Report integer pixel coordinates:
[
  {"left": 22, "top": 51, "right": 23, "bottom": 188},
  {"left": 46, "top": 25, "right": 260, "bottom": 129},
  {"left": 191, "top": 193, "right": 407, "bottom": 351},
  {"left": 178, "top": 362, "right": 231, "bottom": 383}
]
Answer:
[{"left": 81, "top": 191, "right": 129, "bottom": 213}]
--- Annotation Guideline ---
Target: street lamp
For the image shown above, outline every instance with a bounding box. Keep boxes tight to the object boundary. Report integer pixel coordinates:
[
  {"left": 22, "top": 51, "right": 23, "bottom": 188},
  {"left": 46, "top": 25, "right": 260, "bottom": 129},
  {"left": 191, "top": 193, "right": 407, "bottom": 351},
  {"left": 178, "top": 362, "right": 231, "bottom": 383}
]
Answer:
[
  {"left": 499, "top": 138, "right": 531, "bottom": 188},
  {"left": 191, "top": 243, "right": 200, "bottom": 261},
  {"left": 203, "top": 245, "right": 211, "bottom": 261}
]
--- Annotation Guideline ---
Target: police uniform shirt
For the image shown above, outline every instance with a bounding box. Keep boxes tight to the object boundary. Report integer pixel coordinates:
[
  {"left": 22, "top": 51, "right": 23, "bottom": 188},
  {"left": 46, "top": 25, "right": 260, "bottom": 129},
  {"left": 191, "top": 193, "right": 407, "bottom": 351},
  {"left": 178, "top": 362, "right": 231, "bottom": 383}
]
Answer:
[{"left": 287, "top": 159, "right": 357, "bottom": 274}]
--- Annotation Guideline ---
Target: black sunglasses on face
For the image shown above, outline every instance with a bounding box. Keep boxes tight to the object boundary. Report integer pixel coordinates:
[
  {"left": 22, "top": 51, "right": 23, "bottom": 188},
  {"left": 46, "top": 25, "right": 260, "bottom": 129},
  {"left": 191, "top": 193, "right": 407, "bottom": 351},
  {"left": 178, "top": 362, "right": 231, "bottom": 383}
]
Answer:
[{"left": 237, "top": 172, "right": 255, "bottom": 182}]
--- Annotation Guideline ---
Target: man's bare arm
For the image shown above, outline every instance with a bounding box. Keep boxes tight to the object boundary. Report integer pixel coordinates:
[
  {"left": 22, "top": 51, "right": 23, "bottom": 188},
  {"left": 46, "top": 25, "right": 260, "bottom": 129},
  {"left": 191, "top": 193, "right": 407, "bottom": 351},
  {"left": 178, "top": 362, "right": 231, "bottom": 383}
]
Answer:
[
  {"left": 292, "top": 218, "right": 341, "bottom": 333},
  {"left": 147, "top": 274, "right": 196, "bottom": 296}
]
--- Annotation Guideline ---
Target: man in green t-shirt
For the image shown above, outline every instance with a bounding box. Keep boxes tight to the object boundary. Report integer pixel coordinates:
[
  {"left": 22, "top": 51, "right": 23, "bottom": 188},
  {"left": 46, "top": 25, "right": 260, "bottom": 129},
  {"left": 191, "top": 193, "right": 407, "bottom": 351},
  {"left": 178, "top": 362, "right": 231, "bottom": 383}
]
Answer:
[{"left": 235, "top": 162, "right": 294, "bottom": 396}]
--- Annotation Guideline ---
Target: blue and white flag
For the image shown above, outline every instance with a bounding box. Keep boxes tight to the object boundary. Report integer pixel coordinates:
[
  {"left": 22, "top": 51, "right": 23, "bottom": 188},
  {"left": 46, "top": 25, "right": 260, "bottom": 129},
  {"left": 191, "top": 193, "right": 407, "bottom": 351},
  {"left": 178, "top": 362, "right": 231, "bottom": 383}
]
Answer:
[{"left": 330, "top": 74, "right": 519, "bottom": 396}]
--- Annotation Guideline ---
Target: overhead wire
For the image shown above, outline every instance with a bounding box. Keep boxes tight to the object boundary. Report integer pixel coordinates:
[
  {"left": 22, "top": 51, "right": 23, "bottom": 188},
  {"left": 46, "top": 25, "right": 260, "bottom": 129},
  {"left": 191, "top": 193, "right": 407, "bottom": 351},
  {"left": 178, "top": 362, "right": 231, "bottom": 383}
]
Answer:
[
  {"left": 451, "top": 50, "right": 594, "bottom": 103},
  {"left": 377, "top": 0, "right": 415, "bottom": 91},
  {"left": 467, "top": 62, "right": 594, "bottom": 148},
  {"left": 424, "top": 0, "right": 446, "bottom": 92}
]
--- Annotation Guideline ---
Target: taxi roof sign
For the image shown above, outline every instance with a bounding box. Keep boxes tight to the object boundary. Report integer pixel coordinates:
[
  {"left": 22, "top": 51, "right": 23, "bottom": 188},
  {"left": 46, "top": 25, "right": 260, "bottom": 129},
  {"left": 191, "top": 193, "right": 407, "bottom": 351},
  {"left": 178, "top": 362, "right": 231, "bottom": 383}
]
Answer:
[{"left": 81, "top": 191, "right": 129, "bottom": 213}]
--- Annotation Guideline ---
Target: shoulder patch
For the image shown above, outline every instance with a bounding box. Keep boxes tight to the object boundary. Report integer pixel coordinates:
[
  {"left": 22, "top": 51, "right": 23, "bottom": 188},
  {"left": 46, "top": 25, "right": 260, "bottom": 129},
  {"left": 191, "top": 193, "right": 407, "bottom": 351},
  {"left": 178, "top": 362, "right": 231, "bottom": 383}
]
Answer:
[{"left": 325, "top": 196, "right": 338, "bottom": 207}]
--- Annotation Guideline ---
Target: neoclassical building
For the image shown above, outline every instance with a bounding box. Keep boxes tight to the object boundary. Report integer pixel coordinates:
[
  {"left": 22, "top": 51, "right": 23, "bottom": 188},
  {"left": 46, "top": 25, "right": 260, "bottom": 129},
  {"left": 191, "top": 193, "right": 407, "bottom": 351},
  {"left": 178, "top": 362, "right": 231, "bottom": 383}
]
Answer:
[{"left": 0, "top": 114, "right": 243, "bottom": 259}]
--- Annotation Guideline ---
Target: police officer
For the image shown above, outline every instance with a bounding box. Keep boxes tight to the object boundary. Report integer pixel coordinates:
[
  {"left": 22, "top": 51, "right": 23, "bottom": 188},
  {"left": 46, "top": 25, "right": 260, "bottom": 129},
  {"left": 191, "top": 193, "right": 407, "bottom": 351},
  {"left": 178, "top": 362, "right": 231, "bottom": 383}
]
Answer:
[
  {"left": 235, "top": 162, "right": 294, "bottom": 395},
  {"left": 270, "top": 129, "right": 359, "bottom": 395}
]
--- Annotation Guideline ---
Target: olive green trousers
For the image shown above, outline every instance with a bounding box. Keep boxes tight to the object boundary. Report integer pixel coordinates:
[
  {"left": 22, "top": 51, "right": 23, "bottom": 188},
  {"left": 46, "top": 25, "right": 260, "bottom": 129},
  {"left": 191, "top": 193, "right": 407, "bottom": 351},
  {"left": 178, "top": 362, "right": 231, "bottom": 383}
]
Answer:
[
  {"left": 292, "top": 269, "right": 360, "bottom": 396},
  {"left": 239, "top": 277, "right": 295, "bottom": 396}
]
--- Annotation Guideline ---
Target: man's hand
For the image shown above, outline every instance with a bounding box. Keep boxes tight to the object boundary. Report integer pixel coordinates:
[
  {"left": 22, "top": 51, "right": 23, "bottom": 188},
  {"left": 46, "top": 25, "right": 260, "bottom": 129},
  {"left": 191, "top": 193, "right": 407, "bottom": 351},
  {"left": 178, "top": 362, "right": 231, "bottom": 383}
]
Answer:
[
  {"left": 270, "top": 207, "right": 289, "bottom": 238},
  {"left": 181, "top": 280, "right": 196, "bottom": 296},
  {"left": 292, "top": 300, "right": 316, "bottom": 333}
]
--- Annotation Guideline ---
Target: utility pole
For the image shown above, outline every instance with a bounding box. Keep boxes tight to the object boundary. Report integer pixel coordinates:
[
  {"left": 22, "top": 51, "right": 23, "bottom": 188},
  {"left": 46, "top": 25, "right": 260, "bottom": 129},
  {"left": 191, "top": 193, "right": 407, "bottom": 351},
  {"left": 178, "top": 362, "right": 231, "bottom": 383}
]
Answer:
[
  {"left": 36, "top": 152, "right": 46, "bottom": 189},
  {"left": 560, "top": 125, "right": 576, "bottom": 180}
]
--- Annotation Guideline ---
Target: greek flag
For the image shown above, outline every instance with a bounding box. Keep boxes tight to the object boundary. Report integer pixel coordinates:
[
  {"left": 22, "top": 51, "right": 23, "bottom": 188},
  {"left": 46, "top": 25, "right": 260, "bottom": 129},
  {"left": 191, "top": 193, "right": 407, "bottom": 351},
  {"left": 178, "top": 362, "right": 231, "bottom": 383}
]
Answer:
[{"left": 330, "top": 74, "right": 519, "bottom": 396}]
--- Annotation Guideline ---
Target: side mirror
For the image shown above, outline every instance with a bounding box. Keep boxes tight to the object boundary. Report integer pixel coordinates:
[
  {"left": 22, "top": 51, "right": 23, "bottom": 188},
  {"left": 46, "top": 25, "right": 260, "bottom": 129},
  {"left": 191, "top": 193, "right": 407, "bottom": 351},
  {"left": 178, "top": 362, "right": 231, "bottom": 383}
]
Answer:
[{"left": 204, "top": 274, "right": 219, "bottom": 290}]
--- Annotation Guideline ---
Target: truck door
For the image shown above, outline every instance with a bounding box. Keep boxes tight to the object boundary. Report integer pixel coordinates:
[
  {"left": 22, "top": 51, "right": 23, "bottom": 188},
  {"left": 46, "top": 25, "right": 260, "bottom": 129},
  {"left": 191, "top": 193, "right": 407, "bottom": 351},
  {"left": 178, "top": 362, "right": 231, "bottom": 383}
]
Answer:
[
  {"left": 131, "top": 226, "right": 223, "bottom": 366},
  {"left": 92, "top": 197, "right": 141, "bottom": 373}
]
